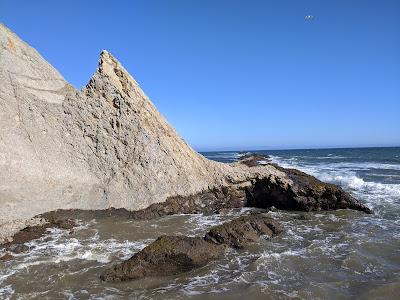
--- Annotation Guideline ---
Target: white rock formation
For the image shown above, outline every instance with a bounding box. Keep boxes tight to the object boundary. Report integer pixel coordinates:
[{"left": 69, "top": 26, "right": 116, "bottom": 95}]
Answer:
[{"left": 0, "top": 24, "right": 284, "bottom": 242}]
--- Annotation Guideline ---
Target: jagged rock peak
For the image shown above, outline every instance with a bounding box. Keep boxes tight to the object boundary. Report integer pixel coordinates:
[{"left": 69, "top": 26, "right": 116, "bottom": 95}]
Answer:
[{"left": 90, "top": 50, "right": 145, "bottom": 100}]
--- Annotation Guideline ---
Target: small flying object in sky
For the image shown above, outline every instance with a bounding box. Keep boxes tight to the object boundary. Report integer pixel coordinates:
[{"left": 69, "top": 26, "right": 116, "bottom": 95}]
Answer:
[{"left": 305, "top": 15, "right": 315, "bottom": 21}]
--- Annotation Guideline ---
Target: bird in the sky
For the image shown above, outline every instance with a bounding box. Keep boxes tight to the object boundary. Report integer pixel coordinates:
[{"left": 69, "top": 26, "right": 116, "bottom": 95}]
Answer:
[{"left": 305, "top": 15, "right": 315, "bottom": 20}]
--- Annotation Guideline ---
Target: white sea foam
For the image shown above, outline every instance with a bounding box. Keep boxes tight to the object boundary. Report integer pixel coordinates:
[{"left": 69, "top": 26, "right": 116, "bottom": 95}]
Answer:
[
  {"left": 269, "top": 155, "right": 400, "bottom": 171},
  {"left": 1, "top": 221, "right": 153, "bottom": 292},
  {"left": 318, "top": 173, "right": 400, "bottom": 199},
  {"left": 269, "top": 155, "right": 400, "bottom": 202},
  {"left": 257, "top": 249, "right": 306, "bottom": 266},
  {"left": 0, "top": 285, "right": 14, "bottom": 299},
  {"left": 186, "top": 214, "right": 225, "bottom": 235},
  {"left": 257, "top": 160, "right": 270, "bottom": 165},
  {"left": 180, "top": 271, "right": 229, "bottom": 296},
  {"left": 327, "top": 162, "right": 400, "bottom": 171},
  {"left": 186, "top": 208, "right": 252, "bottom": 235}
]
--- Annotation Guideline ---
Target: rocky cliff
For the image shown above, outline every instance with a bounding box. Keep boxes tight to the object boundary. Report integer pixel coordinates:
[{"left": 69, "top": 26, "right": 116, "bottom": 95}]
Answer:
[{"left": 0, "top": 24, "right": 371, "bottom": 243}]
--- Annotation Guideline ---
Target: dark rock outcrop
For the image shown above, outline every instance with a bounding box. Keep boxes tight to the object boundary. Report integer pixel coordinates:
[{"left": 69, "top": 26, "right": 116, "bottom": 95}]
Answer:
[
  {"left": 204, "top": 213, "right": 282, "bottom": 248},
  {"left": 100, "top": 235, "right": 225, "bottom": 282},
  {"left": 246, "top": 167, "right": 373, "bottom": 214},
  {"left": 236, "top": 153, "right": 372, "bottom": 214},
  {"left": 35, "top": 183, "right": 249, "bottom": 222},
  {"left": 100, "top": 213, "right": 281, "bottom": 282},
  {"left": 0, "top": 253, "right": 13, "bottom": 261},
  {"left": 238, "top": 154, "right": 272, "bottom": 167},
  {"left": 129, "top": 185, "right": 248, "bottom": 219},
  {"left": 1, "top": 217, "right": 75, "bottom": 253}
]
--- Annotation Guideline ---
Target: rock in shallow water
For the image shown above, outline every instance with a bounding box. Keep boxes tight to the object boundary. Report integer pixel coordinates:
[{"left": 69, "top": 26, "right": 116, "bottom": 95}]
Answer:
[
  {"left": 246, "top": 166, "right": 373, "bottom": 214},
  {"left": 0, "top": 253, "right": 14, "bottom": 261},
  {"left": 100, "top": 235, "right": 225, "bottom": 282},
  {"left": 5, "top": 243, "right": 29, "bottom": 254},
  {"left": 1, "top": 217, "right": 76, "bottom": 251},
  {"left": 100, "top": 213, "right": 281, "bottom": 282},
  {"left": 204, "top": 213, "right": 282, "bottom": 248}
]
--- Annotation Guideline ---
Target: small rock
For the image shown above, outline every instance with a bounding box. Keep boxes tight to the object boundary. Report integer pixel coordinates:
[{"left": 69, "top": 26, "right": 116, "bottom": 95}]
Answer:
[
  {"left": 7, "top": 243, "right": 29, "bottom": 254},
  {"left": 238, "top": 154, "right": 271, "bottom": 167},
  {"left": 0, "top": 253, "right": 14, "bottom": 261},
  {"left": 204, "top": 214, "right": 283, "bottom": 248},
  {"left": 294, "top": 214, "right": 309, "bottom": 220}
]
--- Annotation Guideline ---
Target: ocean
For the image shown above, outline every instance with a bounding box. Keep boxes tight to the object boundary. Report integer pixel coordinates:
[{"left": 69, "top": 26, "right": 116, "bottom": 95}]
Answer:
[{"left": 1, "top": 147, "right": 399, "bottom": 299}]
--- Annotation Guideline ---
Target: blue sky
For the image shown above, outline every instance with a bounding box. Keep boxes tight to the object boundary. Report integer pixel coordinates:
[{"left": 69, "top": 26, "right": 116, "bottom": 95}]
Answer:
[{"left": 1, "top": 0, "right": 399, "bottom": 151}]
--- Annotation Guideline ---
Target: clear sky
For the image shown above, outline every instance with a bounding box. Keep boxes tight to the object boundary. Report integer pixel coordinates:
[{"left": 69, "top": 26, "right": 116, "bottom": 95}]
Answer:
[{"left": 1, "top": 0, "right": 399, "bottom": 151}]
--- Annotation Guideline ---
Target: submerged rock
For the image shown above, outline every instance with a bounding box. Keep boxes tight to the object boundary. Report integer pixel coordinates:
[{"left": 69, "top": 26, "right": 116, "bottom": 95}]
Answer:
[{"left": 101, "top": 213, "right": 281, "bottom": 282}]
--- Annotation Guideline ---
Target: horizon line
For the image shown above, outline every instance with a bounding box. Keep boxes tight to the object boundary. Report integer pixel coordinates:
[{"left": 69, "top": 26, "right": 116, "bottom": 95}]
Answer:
[{"left": 196, "top": 145, "right": 400, "bottom": 153}]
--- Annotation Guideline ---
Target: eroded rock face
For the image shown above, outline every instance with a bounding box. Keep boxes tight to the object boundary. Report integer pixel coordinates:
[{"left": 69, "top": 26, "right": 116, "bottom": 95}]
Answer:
[
  {"left": 0, "top": 24, "right": 277, "bottom": 242},
  {"left": 101, "top": 214, "right": 281, "bottom": 282},
  {"left": 100, "top": 235, "right": 225, "bottom": 282},
  {"left": 0, "top": 24, "right": 372, "bottom": 243}
]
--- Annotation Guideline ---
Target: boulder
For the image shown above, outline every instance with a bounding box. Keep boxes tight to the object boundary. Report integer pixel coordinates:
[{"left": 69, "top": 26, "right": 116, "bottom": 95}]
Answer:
[
  {"left": 100, "top": 235, "right": 225, "bottom": 282},
  {"left": 204, "top": 213, "right": 283, "bottom": 248},
  {"left": 101, "top": 213, "right": 281, "bottom": 282}
]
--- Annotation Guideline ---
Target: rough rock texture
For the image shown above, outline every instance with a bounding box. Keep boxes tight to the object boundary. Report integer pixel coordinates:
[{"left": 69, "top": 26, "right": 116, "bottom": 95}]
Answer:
[
  {"left": 204, "top": 213, "right": 283, "bottom": 248},
  {"left": 0, "top": 217, "right": 75, "bottom": 254},
  {"left": 0, "top": 24, "right": 371, "bottom": 243},
  {"left": 0, "top": 23, "right": 261, "bottom": 241},
  {"left": 100, "top": 235, "right": 225, "bottom": 282},
  {"left": 246, "top": 165, "right": 373, "bottom": 214},
  {"left": 101, "top": 214, "right": 279, "bottom": 282}
]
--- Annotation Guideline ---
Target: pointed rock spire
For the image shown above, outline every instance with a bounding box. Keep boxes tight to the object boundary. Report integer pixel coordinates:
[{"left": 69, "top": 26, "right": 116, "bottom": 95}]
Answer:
[{"left": 92, "top": 50, "right": 145, "bottom": 100}]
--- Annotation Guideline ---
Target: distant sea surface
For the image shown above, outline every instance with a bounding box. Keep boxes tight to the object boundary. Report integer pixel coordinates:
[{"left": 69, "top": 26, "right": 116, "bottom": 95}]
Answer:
[{"left": 1, "top": 147, "right": 399, "bottom": 299}]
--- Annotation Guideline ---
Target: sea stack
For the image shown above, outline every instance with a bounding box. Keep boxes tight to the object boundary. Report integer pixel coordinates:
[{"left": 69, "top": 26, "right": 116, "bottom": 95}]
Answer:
[{"left": 0, "top": 24, "right": 371, "bottom": 243}]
